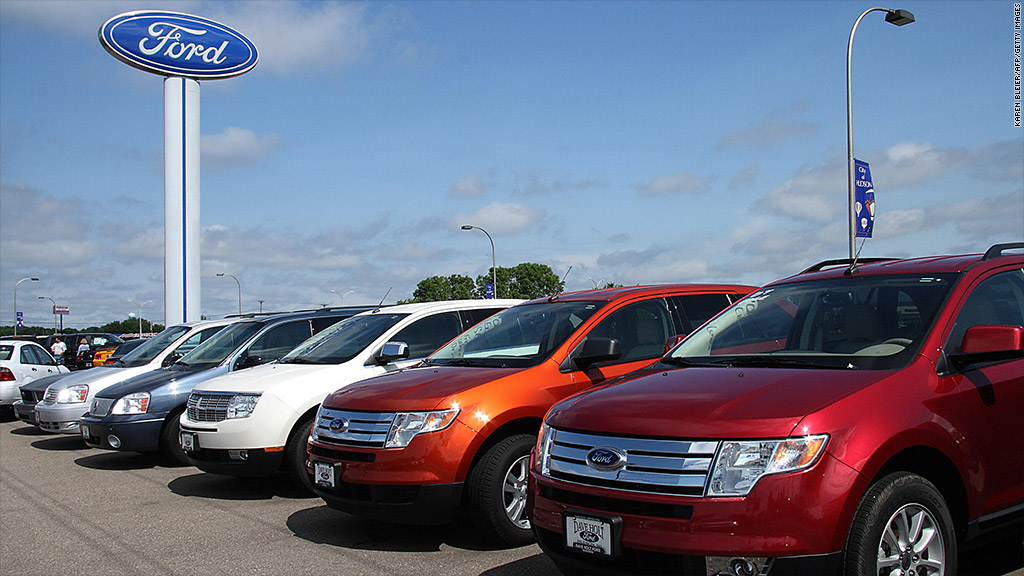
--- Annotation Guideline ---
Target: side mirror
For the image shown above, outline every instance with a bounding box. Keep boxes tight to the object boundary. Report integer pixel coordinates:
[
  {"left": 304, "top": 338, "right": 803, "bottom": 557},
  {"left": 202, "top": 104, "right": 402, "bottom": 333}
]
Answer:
[
  {"left": 665, "top": 334, "right": 687, "bottom": 353},
  {"left": 235, "top": 355, "right": 263, "bottom": 370},
  {"left": 573, "top": 337, "right": 621, "bottom": 368},
  {"left": 948, "top": 325, "right": 1024, "bottom": 370},
  {"left": 376, "top": 342, "right": 411, "bottom": 366},
  {"left": 161, "top": 353, "right": 181, "bottom": 368}
]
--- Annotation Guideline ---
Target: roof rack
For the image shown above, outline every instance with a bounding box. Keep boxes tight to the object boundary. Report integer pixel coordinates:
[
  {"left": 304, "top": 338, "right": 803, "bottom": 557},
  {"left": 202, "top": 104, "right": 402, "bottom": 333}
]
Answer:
[
  {"left": 799, "top": 257, "right": 897, "bottom": 275},
  {"left": 982, "top": 242, "right": 1024, "bottom": 261}
]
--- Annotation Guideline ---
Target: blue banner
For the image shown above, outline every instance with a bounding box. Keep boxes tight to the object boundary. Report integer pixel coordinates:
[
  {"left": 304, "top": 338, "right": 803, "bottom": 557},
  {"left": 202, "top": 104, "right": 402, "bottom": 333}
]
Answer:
[
  {"left": 484, "top": 283, "right": 495, "bottom": 299},
  {"left": 854, "top": 159, "right": 875, "bottom": 238}
]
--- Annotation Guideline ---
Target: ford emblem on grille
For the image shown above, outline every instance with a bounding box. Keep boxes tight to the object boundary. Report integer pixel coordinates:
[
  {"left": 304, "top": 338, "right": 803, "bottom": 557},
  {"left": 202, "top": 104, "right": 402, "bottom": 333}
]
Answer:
[
  {"left": 329, "top": 418, "right": 349, "bottom": 432},
  {"left": 586, "top": 446, "right": 626, "bottom": 471}
]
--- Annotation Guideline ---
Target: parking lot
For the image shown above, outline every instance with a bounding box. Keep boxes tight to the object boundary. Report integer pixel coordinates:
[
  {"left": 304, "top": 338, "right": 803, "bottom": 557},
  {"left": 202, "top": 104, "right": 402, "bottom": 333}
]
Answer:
[{"left": 2, "top": 414, "right": 1022, "bottom": 576}]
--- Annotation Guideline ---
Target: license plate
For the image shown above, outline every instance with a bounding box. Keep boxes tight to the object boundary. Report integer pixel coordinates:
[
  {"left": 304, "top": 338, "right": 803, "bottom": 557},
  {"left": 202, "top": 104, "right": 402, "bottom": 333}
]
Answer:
[
  {"left": 314, "top": 461, "right": 337, "bottom": 488},
  {"left": 180, "top": 432, "right": 196, "bottom": 452},
  {"left": 564, "top": 513, "right": 615, "bottom": 557},
  {"left": 80, "top": 424, "right": 89, "bottom": 440}
]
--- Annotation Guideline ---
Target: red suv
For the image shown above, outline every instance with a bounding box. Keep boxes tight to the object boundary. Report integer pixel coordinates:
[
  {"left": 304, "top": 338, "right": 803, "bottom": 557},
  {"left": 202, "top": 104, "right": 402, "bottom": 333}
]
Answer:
[
  {"left": 529, "top": 244, "right": 1024, "bottom": 575},
  {"left": 307, "top": 284, "right": 753, "bottom": 545}
]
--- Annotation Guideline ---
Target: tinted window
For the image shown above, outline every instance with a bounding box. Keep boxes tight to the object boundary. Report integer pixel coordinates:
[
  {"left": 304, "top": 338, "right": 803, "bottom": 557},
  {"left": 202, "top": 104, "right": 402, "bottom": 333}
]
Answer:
[
  {"left": 0, "top": 345, "right": 12, "bottom": 361},
  {"left": 587, "top": 298, "right": 673, "bottom": 364},
  {"left": 945, "top": 269, "right": 1024, "bottom": 354},
  {"left": 281, "top": 313, "right": 409, "bottom": 365},
  {"left": 673, "top": 294, "right": 733, "bottom": 333},
  {"left": 121, "top": 325, "right": 191, "bottom": 366},
  {"left": 391, "top": 312, "right": 463, "bottom": 359},
  {"left": 179, "top": 322, "right": 263, "bottom": 367},
  {"left": 460, "top": 307, "right": 506, "bottom": 327},
  {"left": 245, "top": 320, "right": 314, "bottom": 364}
]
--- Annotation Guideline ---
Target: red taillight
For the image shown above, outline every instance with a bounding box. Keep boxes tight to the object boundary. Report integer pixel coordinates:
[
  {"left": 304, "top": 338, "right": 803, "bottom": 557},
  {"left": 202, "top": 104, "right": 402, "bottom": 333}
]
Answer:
[{"left": 0, "top": 367, "right": 15, "bottom": 381}]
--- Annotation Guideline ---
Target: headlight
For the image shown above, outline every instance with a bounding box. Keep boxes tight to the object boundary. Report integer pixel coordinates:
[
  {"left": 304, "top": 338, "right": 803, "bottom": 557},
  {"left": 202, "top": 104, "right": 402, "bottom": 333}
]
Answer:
[
  {"left": 226, "top": 394, "right": 260, "bottom": 419},
  {"left": 111, "top": 392, "right": 150, "bottom": 415},
  {"left": 57, "top": 385, "right": 88, "bottom": 404},
  {"left": 535, "top": 422, "right": 555, "bottom": 476},
  {"left": 384, "top": 409, "right": 459, "bottom": 448},
  {"left": 707, "top": 434, "right": 829, "bottom": 497}
]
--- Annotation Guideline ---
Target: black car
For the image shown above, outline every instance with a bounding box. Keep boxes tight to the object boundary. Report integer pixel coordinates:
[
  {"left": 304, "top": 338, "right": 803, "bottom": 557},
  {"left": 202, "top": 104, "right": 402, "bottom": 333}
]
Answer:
[{"left": 40, "top": 333, "right": 125, "bottom": 370}]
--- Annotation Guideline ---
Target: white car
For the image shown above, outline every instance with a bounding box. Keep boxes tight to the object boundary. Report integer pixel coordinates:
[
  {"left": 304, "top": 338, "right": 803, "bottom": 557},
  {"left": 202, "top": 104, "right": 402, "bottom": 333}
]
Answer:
[
  {"left": 180, "top": 299, "right": 521, "bottom": 489},
  {"left": 0, "top": 339, "right": 71, "bottom": 406},
  {"left": 34, "top": 319, "right": 233, "bottom": 433}
]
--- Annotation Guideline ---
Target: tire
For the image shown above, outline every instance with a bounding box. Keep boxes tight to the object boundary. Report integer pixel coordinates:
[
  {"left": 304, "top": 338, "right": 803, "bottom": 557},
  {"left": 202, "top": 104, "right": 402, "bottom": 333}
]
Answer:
[
  {"left": 844, "top": 472, "right": 957, "bottom": 576},
  {"left": 160, "top": 408, "right": 189, "bottom": 466},
  {"left": 285, "top": 416, "right": 315, "bottom": 493},
  {"left": 466, "top": 433, "right": 535, "bottom": 547}
]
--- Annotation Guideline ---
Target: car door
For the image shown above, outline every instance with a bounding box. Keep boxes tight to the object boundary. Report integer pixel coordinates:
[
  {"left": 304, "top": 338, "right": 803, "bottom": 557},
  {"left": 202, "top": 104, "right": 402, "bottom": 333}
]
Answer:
[
  {"left": 379, "top": 311, "right": 467, "bottom": 374},
  {"left": 21, "top": 344, "right": 60, "bottom": 380},
  {"left": 570, "top": 297, "right": 676, "bottom": 392},
  {"left": 940, "top": 266, "right": 1024, "bottom": 518}
]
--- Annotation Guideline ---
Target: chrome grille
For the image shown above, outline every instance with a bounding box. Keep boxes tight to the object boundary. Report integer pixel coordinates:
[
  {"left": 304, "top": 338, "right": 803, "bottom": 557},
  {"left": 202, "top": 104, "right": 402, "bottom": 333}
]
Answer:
[
  {"left": 187, "top": 392, "right": 233, "bottom": 423},
  {"left": 42, "top": 387, "right": 60, "bottom": 404},
  {"left": 543, "top": 428, "right": 719, "bottom": 497},
  {"left": 313, "top": 407, "right": 396, "bottom": 448},
  {"left": 90, "top": 398, "right": 115, "bottom": 418}
]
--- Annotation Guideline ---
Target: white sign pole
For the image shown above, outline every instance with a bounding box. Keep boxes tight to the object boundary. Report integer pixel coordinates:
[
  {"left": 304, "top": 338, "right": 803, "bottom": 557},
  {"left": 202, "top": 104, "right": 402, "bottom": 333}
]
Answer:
[{"left": 164, "top": 76, "right": 201, "bottom": 324}]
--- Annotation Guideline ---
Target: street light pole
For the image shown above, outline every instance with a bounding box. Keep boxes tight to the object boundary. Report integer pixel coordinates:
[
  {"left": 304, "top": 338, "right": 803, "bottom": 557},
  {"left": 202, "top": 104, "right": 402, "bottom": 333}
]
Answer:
[
  {"left": 13, "top": 277, "right": 39, "bottom": 336},
  {"left": 217, "top": 273, "right": 242, "bottom": 316},
  {"left": 38, "top": 296, "right": 57, "bottom": 334},
  {"left": 461, "top": 225, "right": 497, "bottom": 298},
  {"left": 128, "top": 299, "right": 152, "bottom": 336},
  {"left": 846, "top": 7, "right": 914, "bottom": 260}
]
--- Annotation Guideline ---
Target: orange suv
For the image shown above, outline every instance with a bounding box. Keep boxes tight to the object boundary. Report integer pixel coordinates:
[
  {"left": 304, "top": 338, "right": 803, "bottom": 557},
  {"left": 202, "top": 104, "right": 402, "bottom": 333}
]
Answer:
[{"left": 307, "top": 284, "right": 753, "bottom": 545}]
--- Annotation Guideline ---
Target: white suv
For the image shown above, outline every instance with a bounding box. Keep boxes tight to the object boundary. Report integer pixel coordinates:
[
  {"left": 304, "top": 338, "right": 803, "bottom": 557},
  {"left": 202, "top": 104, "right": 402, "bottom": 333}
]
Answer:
[{"left": 179, "top": 299, "right": 521, "bottom": 489}]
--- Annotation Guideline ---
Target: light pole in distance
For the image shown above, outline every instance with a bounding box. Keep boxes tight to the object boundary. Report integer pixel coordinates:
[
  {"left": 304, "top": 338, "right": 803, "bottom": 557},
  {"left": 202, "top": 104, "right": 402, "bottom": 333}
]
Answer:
[
  {"left": 13, "top": 277, "right": 39, "bottom": 336},
  {"left": 461, "top": 225, "right": 497, "bottom": 298},
  {"left": 217, "top": 273, "right": 242, "bottom": 316}
]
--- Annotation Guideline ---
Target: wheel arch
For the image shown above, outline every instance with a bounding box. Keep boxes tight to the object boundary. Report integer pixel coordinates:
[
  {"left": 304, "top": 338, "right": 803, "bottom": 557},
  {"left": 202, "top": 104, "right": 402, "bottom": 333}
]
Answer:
[
  {"left": 870, "top": 445, "right": 969, "bottom": 541},
  {"left": 459, "top": 416, "right": 542, "bottom": 481}
]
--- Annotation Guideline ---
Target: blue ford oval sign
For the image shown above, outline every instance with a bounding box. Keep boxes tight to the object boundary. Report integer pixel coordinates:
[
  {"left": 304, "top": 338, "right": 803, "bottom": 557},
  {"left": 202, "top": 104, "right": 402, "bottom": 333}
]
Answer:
[
  {"left": 100, "top": 11, "right": 258, "bottom": 79},
  {"left": 586, "top": 446, "right": 627, "bottom": 471}
]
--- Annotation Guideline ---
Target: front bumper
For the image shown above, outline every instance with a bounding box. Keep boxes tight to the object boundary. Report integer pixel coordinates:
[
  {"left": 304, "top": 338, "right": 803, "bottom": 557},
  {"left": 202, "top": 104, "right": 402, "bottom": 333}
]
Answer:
[
  {"left": 528, "top": 452, "right": 864, "bottom": 575},
  {"left": 12, "top": 400, "right": 36, "bottom": 425},
  {"left": 305, "top": 419, "right": 479, "bottom": 524},
  {"left": 80, "top": 413, "right": 166, "bottom": 453},
  {"left": 35, "top": 402, "right": 88, "bottom": 434}
]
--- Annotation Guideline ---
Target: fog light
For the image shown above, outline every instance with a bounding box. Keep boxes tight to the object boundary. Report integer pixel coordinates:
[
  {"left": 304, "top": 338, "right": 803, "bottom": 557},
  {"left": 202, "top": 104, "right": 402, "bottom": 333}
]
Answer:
[
  {"left": 706, "top": 556, "right": 769, "bottom": 576},
  {"left": 228, "top": 449, "right": 249, "bottom": 461},
  {"left": 107, "top": 435, "right": 121, "bottom": 449}
]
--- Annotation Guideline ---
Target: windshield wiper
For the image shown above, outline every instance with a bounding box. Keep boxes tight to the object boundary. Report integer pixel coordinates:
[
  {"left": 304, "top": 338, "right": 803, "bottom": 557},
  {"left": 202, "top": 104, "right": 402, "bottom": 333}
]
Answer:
[
  {"left": 281, "top": 357, "right": 319, "bottom": 364},
  {"left": 709, "top": 355, "right": 812, "bottom": 368},
  {"left": 437, "top": 358, "right": 495, "bottom": 368},
  {"left": 659, "top": 357, "right": 710, "bottom": 368}
]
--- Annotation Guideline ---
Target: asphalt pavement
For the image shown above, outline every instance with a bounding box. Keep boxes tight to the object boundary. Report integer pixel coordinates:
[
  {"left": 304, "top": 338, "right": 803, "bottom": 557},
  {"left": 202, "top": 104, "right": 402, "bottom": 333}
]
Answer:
[{"left": 1, "top": 412, "right": 1021, "bottom": 576}]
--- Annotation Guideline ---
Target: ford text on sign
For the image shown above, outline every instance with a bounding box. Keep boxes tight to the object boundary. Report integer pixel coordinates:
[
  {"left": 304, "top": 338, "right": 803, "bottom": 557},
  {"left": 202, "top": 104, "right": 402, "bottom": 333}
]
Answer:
[{"left": 99, "top": 11, "right": 258, "bottom": 79}]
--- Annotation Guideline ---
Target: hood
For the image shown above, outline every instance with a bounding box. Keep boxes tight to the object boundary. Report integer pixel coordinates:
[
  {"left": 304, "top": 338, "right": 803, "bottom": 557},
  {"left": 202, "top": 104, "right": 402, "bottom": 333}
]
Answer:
[
  {"left": 97, "top": 364, "right": 216, "bottom": 399},
  {"left": 546, "top": 365, "right": 890, "bottom": 438},
  {"left": 42, "top": 365, "right": 150, "bottom": 391},
  {"left": 194, "top": 362, "right": 336, "bottom": 394},
  {"left": 324, "top": 365, "right": 520, "bottom": 412},
  {"left": 19, "top": 372, "right": 71, "bottom": 393}
]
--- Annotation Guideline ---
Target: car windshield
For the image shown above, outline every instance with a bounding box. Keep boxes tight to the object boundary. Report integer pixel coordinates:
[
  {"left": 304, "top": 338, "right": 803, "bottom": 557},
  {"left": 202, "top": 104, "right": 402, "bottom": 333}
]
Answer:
[
  {"left": 0, "top": 345, "right": 12, "bottom": 361},
  {"left": 176, "top": 321, "right": 263, "bottom": 368},
  {"left": 668, "top": 274, "right": 956, "bottom": 370},
  {"left": 279, "top": 313, "right": 409, "bottom": 365},
  {"left": 118, "top": 325, "right": 191, "bottom": 367},
  {"left": 427, "top": 301, "right": 606, "bottom": 368}
]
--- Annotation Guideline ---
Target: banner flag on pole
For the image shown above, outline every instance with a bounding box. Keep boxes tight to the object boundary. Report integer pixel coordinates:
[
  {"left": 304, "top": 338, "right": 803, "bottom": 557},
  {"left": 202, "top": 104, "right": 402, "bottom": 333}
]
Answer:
[{"left": 854, "top": 159, "right": 875, "bottom": 238}]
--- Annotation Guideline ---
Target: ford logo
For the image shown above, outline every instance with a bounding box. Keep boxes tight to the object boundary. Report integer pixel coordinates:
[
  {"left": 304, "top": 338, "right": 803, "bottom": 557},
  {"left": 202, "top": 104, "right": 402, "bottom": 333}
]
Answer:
[
  {"left": 329, "top": 418, "right": 349, "bottom": 432},
  {"left": 100, "top": 11, "right": 258, "bottom": 79},
  {"left": 586, "top": 446, "right": 627, "bottom": 471},
  {"left": 580, "top": 531, "right": 599, "bottom": 543}
]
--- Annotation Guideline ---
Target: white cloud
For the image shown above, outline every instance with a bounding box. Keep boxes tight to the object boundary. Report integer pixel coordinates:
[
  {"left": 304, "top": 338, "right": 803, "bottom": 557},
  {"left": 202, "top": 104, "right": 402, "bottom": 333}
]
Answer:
[
  {"left": 452, "top": 202, "right": 546, "bottom": 235},
  {"left": 636, "top": 171, "right": 711, "bottom": 196},
  {"left": 449, "top": 173, "right": 486, "bottom": 198},
  {"left": 202, "top": 127, "right": 280, "bottom": 170}
]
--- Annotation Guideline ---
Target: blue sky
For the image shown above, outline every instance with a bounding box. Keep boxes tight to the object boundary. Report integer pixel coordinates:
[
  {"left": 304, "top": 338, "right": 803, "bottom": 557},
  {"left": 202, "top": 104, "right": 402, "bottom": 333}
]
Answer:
[{"left": 1, "top": 0, "right": 1021, "bottom": 328}]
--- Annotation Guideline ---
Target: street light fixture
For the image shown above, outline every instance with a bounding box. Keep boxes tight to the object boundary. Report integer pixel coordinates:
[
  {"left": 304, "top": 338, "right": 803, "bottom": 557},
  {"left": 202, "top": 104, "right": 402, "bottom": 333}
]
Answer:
[
  {"left": 38, "top": 296, "right": 58, "bottom": 334},
  {"left": 216, "top": 273, "right": 242, "bottom": 316},
  {"left": 461, "top": 225, "right": 497, "bottom": 298},
  {"left": 331, "top": 289, "right": 353, "bottom": 305},
  {"left": 13, "top": 277, "right": 39, "bottom": 336},
  {"left": 846, "top": 7, "right": 914, "bottom": 261},
  {"left": 128, "top": 299, "right": 152, "bottom": 336}
]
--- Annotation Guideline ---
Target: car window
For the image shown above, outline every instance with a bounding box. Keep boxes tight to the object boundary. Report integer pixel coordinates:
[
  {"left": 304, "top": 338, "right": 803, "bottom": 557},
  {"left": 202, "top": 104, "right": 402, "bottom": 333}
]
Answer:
[
  {"left": 945, "top": 268, "right": 1024, "bottom": 354},
  {"left": 246, "top": 320, "right": 314, "bottom": 363},
  {"left": 390, "top": 312, "right": 463, "bottom": 359},
  {"left": 460, "top": 307, "right": 506, "bottom": 328},
  {"left": 282, "top": 313, "right": 408, "bottom": 365},
  {"left": 20, "top": 345, "right": 38, "bottom": 365},
  {"left": 587, "top": 298, "right": 674, "bottom": 364},
  {"left": 0, "top": 345, "right": 12, "bottom": 361},
  {"left": 173, "top": 326, "right": 227, "bottom": 357},
  {"left": 672, "top": 294, "right": 733, "bottom": 333}
]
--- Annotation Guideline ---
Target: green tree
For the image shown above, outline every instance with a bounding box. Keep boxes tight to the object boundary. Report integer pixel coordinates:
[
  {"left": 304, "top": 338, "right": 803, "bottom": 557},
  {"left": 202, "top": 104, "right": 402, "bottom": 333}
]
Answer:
[
  {"left": 402, "top": 274, "right": 478, "bottom": 303},
  {"left": 476, "top": 263, "right": 564, "bottom": 300}
]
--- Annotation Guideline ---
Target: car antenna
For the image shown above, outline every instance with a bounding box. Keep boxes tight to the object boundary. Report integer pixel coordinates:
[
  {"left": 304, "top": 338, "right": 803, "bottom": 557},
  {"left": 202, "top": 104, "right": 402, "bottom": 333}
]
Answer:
[
  {"left": 549, "top": 266, "right": 572, "bottom": 302},
  {"left": 373, "top": 287, "right": 392, "bottom": 313}
]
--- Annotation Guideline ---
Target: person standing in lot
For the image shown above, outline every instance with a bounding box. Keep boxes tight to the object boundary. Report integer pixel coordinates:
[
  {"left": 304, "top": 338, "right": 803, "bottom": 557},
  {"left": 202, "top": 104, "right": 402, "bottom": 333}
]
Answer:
[
  {"left": 77, "top": 338, "right": 89, "bottom": 356},
  {"left": 51, "top": 337, "right": 66, "bottom": 361}
]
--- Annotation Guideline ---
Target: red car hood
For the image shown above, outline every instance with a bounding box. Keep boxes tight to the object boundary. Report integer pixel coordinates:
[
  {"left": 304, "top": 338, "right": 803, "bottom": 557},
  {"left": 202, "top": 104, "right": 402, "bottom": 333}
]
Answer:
[
  {"left": 547, "top": 365, "right": 889, "bottom": 438},
  {"left": 323, "top": 365, "right": 521, "bottom": 412}
]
